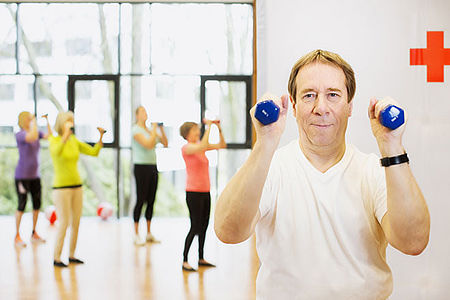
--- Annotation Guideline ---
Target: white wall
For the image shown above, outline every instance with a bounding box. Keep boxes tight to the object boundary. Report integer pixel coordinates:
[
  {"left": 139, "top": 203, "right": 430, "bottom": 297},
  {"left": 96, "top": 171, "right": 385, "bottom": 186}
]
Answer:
[{"left": 257, "top": 0, "right": 450, "bottom": 299}]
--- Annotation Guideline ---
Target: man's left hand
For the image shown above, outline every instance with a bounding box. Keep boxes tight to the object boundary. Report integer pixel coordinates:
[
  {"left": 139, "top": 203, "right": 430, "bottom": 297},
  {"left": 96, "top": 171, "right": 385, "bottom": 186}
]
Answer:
[{"left": 368, "top": 97, "right": 407, "bottom": 156}]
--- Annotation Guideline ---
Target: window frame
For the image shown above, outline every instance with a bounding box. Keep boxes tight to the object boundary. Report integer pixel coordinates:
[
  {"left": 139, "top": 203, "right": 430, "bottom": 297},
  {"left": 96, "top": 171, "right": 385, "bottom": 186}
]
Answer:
[{"left": 200, "top": 75, "right": 252, "bottom": 149}]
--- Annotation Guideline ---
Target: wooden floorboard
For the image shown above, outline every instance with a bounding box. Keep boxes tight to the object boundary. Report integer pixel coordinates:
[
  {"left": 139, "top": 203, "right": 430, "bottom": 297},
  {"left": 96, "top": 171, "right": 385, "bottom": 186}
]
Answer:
[{"left": 0, "top": 215, "right": 259, "bottom": 300}]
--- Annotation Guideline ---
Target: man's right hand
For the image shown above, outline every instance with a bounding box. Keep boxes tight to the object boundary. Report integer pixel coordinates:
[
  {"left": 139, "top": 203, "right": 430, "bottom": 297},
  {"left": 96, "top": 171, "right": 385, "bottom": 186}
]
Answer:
[
  {"left": 215, "top": 93, "right": 289, "bottom": 244},
  {"left": 250, "top": 93, "right": 289, "bottom": 148}
]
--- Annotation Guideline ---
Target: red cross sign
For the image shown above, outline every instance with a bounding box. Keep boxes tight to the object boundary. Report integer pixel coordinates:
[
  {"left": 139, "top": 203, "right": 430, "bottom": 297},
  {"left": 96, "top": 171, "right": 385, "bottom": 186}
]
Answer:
[{"left": 410, "top": 31, "right": 450, "bottom": 82}]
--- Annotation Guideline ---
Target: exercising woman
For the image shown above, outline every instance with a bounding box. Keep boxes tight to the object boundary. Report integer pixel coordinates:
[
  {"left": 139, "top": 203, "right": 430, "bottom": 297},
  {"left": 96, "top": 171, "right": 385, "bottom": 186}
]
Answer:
[
  {"left": 49, "top": 111, "right": 105, "bottom": 267},
  {"left": 14, "top": 112, "right": 51, "bottom": 247},
  {"left": 180, "top": 119, "right": 226, "bottom": 271},
  {"left": 132, "top": 106, "right": 168, "bottom": 245}
]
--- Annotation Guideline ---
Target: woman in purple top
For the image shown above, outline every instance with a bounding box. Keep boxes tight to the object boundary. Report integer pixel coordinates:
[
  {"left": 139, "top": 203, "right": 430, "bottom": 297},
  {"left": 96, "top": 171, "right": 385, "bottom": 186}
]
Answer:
[{"left": 14, "top": 111, "right": 51, "bottom": 247}]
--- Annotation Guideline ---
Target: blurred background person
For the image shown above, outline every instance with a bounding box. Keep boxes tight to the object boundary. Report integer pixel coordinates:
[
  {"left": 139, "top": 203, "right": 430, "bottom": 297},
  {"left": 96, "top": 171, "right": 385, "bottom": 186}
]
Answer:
[
  {"left": 49, "top": 111, "right": 105, "bottom": 267},
  {"left": 132, "top": 106, "right": 168, "bottom": 246},
  {"left": 180, "top": 119, "right": 226, "bottom": 271},
  {"left": 14, "top": 112, "right": 51, "bottom": 247}
]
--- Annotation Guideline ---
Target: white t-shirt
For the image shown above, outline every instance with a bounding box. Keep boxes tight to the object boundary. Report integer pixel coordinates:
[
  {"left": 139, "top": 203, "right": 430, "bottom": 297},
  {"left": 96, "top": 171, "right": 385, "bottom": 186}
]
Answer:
[{"left": 256, "top": 139, "right": 392, "bottom": 300}]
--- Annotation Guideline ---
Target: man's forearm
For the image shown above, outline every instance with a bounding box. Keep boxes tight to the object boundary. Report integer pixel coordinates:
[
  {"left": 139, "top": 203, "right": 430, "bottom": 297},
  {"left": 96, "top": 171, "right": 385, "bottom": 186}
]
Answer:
[
  {"left": 215, "top": 141, "right": 277, "bottom": 244},
  {"left": 384, "top": 163, "right": 430, "bottom": 254}
]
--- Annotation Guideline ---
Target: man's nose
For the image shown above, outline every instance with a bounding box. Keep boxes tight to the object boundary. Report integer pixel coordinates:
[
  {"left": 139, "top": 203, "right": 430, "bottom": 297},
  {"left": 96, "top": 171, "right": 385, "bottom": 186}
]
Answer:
[{"left": 312, "top": 94, "right": 330, "bottom": 115}]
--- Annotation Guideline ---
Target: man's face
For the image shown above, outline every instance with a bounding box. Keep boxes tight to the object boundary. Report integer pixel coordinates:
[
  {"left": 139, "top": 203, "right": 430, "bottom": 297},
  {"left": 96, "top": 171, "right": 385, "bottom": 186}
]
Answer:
[{"left": 292, "top": 62, "right": 353, "bottom": 148}]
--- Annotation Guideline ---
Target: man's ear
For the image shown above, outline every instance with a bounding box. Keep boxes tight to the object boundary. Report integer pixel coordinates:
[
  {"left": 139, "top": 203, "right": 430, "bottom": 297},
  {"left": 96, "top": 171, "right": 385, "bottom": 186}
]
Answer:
[
  {"left": 348, "top": 100, "right": 353, "bottom": 117},
  {"left": 290, "top": 95, "right": 297, "bottom": 117}
]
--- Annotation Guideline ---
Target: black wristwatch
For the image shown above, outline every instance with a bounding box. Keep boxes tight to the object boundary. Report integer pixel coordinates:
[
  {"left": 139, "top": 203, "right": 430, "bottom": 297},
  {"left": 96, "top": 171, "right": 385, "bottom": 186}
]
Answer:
[{"left": 380, "top": 153, "right": 409, "bottom": 167}]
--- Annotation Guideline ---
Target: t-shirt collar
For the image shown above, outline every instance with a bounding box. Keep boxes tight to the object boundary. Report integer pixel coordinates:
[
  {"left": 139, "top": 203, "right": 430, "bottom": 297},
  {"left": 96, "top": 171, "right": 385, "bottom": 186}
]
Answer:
[{"left": 293, "top": 139, "right": 354, "bottom": 179}]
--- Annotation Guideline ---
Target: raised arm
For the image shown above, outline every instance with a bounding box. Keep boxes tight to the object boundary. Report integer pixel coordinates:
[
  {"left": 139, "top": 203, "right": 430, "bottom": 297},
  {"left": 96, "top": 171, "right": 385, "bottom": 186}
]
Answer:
[
  {"left": 96, "top": 127, "right": 105, "bottom": 147},
  {"left": 183, "top": 121, "right": 213, "bottom": 155},
  {"left": 207, "top": 122, "right": 227, "bottom": 150},
  {"left": 25, "top": 116, "right": 39, "bottom": 143},
  {"left": 78, "top": 127, "right": 105, "bottom": 156},
  {"left": 41, "top": 114, "right": 52, "bottom": 139},
  {"left": 214, "top": 94, "right": 289, "bottom": 244},
  {"left": 134, "top": 123, "right": 158, "bottom": 149},
  {"left": 369, "top": 97, "right": 430, "bottom": 255},
  {"left": 158, "top": 124, "right": 169, "bottom": 148}
]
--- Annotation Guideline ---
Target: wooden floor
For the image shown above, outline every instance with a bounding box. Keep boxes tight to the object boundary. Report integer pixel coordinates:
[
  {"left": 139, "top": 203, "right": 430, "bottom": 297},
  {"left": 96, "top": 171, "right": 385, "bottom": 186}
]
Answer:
[{"left": 0, "top": 215, "right": 259, "bottom": 300}]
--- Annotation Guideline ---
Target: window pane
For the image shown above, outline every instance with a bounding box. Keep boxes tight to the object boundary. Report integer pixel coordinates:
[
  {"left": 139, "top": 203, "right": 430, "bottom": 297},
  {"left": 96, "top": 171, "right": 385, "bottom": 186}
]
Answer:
[
  {"left": 151, "top": 4, "right": 253, "bottom": 75},
  {"left": 19, "top": 4, "right": 119, "bottom": 74},
  {"left": 120, "top": 4, "right": 151, "bottom": 74},
  {"left": 74, "top": 80, "right": 114, "bottom": 144},
  {"left": 0, "top": 75, "right": 35, "bottom": 146},
  {"left": 120, "top": 75, "right": 200, "bottom": 148},
  {"left": 35, "top": 76, "right": 68, "bottom": 131},
  {"left": 205, "top": 80, "right": 247, "bottom": 144},
  {"left": 0, "top": 4, "right": 17, "bottom": 74},
  {"left": 119, "top": 76, "right": 133, "bottom": 148}
]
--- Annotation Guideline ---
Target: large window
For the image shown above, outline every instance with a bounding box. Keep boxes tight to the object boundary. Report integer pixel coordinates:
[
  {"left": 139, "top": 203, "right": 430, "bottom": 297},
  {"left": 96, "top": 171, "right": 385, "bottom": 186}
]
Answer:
[{"left": 0, "top": 2, "right": 254, "bottom": 217}]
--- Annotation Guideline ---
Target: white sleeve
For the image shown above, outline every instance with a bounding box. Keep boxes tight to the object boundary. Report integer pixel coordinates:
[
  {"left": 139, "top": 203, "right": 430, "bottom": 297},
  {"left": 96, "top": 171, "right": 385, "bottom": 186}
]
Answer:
[
  {"left": 370, "top": 155, "right": 388, "bottom": 224},
  {"left": 259, "top": 157, "right": 279, "bottom": 218}
]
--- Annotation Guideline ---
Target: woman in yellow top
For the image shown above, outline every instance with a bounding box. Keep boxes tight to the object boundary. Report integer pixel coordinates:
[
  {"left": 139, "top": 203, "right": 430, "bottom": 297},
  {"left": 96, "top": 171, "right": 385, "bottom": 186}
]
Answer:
[{"left": 49, "top": 111, "right": 105, "bottom": 268}]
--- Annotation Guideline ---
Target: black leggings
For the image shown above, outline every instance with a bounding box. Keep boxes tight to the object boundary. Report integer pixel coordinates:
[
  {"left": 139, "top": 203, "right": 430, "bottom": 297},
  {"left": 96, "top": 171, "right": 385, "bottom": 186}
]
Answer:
[
  {"left": 133, "top": 164, "right": 158, "bottom": 223},
  {"left": 183, "top": 192, "right": 211, "bottom": 262},
  {"left": 15, "top": 178, "right": 41, "bottom": 212}
]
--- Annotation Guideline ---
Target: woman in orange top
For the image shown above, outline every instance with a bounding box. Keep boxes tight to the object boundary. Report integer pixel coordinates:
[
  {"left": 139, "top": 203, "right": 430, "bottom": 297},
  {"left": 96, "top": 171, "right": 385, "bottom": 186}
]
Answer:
[{"left": 180, "top": 119, "right": 226, "bottom": 271}]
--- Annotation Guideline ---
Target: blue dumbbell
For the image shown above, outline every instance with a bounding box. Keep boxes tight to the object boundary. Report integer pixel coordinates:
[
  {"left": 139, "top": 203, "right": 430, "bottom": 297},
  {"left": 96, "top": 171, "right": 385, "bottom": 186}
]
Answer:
[
  {"left": 255, "top": 100, "right": 280, "bottom": 125},
  {"left": 380, "top": 105, "right": 404, "bottom": 130}
]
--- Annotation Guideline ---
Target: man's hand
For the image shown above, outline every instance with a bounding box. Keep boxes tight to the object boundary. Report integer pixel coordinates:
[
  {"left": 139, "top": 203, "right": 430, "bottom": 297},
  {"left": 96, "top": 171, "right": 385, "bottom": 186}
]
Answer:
[
  {"left": 368, "top": 97, "right": 407, "bottom": 156},
  {"left": 251, "top": 93, "right": 290, "bottom": 148}
]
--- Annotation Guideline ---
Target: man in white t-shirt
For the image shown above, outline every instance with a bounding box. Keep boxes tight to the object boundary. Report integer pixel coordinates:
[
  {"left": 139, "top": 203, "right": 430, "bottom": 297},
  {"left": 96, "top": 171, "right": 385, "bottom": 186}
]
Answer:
[{"left": 214, "top": 49, "right": 430, "bottom": 299}]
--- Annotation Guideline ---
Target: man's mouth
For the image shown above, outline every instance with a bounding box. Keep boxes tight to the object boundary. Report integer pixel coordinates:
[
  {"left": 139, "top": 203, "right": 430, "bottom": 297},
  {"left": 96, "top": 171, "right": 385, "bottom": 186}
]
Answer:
[{"left": 312, "top": 124, "right": 332, "bottom": 128}]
